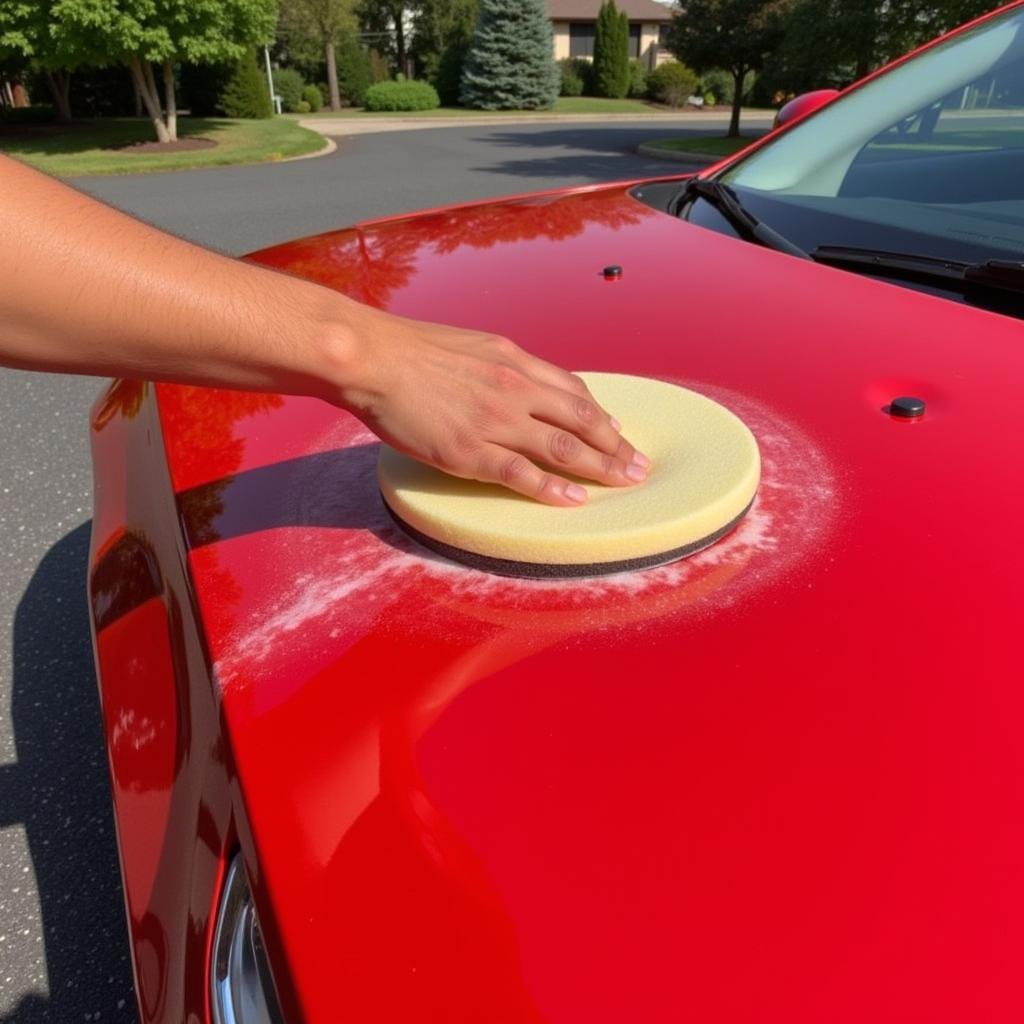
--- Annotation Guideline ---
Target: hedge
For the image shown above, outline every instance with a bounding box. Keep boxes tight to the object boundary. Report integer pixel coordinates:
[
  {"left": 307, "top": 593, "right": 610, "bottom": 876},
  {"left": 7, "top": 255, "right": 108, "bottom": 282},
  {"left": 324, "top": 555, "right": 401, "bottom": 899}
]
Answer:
[{"left": 364, "top": 80, "right": 440, "bottom": 112}]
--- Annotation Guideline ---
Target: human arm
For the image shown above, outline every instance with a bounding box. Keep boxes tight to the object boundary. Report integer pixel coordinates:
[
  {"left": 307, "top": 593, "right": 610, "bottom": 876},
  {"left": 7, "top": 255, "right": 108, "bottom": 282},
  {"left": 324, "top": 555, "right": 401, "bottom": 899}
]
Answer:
[{"left": 0, "top": 154, "right": 648, "bottom": 505}]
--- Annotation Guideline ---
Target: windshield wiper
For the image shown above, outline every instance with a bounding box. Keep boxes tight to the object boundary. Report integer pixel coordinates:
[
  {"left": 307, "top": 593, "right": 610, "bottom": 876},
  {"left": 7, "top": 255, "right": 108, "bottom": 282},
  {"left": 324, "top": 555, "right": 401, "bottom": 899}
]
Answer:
[
  {"left": 812, "top": 245, "right": 1024, "bottom": 298},
  {"left": 672, "top": 178, "right": 810, "bottom": 260}
]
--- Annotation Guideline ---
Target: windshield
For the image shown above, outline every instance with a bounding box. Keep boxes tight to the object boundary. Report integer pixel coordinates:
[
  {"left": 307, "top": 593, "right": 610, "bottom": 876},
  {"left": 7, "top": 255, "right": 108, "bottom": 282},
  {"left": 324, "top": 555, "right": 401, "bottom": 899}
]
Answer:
[{"left": 705, "top": 4, "right": 1024, "bottom": 269}]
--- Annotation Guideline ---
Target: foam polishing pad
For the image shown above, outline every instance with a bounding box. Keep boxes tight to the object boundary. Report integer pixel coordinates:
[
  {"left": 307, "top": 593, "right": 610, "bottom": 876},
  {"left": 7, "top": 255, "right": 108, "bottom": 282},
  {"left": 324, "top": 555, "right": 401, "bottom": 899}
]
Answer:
[{"left": 378, "top": 373, "right": 760, "bottom": 578}]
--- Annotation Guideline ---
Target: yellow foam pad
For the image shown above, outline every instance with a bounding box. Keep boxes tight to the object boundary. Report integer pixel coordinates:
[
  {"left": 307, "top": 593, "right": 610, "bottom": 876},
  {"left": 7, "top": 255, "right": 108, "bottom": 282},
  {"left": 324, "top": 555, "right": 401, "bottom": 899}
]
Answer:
[{"left": 378, "top": 373, "right": 760, "bottom": 574}]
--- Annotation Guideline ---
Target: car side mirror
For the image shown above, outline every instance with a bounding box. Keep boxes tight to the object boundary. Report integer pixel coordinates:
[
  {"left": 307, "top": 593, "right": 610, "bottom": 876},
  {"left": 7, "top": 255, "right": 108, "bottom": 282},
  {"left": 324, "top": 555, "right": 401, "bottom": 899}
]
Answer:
[{"left": 774, "top": 89, "right": 841, "bottom": 129}]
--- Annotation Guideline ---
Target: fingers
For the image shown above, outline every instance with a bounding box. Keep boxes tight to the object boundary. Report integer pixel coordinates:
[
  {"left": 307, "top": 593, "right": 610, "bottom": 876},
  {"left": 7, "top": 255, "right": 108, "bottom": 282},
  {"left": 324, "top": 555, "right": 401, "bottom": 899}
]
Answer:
[
  {"left": 529, "top": 383, "right": 648, "bottom": 466},
  {"left": 515, "top": 422, "right": 649, "bottom": 487},
  {"left": 513, "top": 351, "right": 618, "bottom": 422},
  {"left": 475, "top": 443, "right": 590, "bottom": 506}
]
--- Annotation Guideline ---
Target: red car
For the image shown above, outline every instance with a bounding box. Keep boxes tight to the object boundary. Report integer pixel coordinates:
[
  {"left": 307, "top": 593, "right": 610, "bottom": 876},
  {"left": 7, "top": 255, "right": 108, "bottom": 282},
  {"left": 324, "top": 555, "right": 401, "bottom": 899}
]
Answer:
[{"left": 89, "top": 4, "right": 1024, "bottom": 1022}]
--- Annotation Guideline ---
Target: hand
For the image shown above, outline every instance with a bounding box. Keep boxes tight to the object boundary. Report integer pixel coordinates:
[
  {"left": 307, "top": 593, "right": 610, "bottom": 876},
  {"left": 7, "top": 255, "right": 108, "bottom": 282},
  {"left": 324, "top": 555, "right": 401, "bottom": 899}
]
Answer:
[{"left": 330, "top": 310, "right": 651, "bottom": 506}]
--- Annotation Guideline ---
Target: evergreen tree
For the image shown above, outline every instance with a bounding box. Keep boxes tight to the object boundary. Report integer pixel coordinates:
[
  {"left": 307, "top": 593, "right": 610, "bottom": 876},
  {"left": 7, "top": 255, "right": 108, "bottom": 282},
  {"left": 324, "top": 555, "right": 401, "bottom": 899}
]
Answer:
[
  {"left": 593, "top": 0, "right": 629, "bottom": 99},
  {"left": 459, "top": 0, "right": 559, "bottom": 110},
  {"left": 219, "top": 50, "right": 273, "bottom": 117}
]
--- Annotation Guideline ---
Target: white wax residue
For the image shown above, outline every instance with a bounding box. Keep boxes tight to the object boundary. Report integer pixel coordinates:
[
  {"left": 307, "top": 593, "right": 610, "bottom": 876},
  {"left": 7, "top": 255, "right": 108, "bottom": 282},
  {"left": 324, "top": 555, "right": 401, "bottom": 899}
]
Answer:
[{"left": 213, "top": 382, "right": 838, "bottom": 691}]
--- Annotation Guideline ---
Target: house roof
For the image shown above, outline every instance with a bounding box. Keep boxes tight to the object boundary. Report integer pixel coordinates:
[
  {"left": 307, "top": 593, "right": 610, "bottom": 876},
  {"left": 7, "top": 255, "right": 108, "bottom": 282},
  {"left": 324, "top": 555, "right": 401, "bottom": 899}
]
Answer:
[{"left": 547, "top": 0, "right": 675, "bottom": 22}]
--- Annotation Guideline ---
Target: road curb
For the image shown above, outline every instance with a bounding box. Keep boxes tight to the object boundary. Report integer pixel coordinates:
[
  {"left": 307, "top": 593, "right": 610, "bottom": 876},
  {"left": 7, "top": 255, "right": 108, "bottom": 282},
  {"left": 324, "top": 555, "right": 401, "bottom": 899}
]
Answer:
[
  {"left": 301, "top": 110, "right": 776, "bottom": 138},
  {"left": 277, "top": 135, "right": 338, "bottom": 163},
  {"left": 635, "top": 142, "right": 718, "bottom": 164}
]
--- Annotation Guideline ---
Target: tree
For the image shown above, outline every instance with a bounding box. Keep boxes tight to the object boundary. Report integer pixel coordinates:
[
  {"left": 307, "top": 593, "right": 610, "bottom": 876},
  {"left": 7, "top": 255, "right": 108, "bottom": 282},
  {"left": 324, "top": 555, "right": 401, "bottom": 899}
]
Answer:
[
  {"left": 358, "top": 0, "right": 421, "bottom": 75},
  {"left": 777, "top": 0, "right": 1002, "bottom": 95},
  {"left": 0, "top": 0, "right": 82, "bottom": 121},
  {"left": 279, "top": 0, "right": 357, "bottom": 111},
  {"left": 667, "top": 0, "right": 791, "bottom": 136},
  {"left": 411, "top": 0, "right": 476, "bottom": 77},
  {"left": 3, "top": 0, "right": 277, "bottom": 141},
  {"left": 593, "top": 0, "right": 629, "bottom": 99},
  {"left": 220, "top": 51, "right": 273, "bottom": 116},
  {"left": 411, "top": 0, "right": 476, "bottom": 101},
  {"left": 459, "top": 0, "right": 559, "bottom": 110},
  {"left": 335, "top": 30, "right": 372, "bottom": 104}
]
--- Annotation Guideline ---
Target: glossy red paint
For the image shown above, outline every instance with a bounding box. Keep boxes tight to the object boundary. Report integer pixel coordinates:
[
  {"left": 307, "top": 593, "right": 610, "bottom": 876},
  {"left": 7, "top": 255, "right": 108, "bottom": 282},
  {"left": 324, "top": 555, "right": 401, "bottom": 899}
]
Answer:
[
  {"left": 87, "top": 7, "right": 1024, "bottom": 1022},
  {"left": 92, "top": 180, "right": 1024, "bottom": 1022}
]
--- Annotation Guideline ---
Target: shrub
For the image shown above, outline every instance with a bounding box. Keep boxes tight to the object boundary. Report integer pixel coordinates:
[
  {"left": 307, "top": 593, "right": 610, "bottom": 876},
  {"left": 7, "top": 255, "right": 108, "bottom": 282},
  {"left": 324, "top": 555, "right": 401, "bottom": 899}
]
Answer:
[
  {"left": 301, "top": 84, "right": 323, "bottom": 112},
  {"left": 364, "top": 80, "right": 440, "bottom": 112},
  {"left": 295, "top": 100, "right": 312, "bottom": 113},
  {"left": 704, "top": 90, "right": 716, "bottom": 106},
  {"left": 559, "top": 57, "right": 593, "bottom": 97},
  {"left": 648, "top": 61, "right": 698, "bottom": 108},
  {"left": 559, "top": 58, "right": 584, "bottom": 97},
  {"left": 0, "top": 104, "right": 56, "bottom": 124},
  {"left": 460, "top": 0, "right": 560, "bottom": 110},
  {"left": 593, "top": 0, "right": 629, "bottom": 99},
  {"left": 220, "top": 53, "right": 273, "bottom": 118},
  {"left": 272, "top": 68, "right": 305, "bottom": 112},
  {"left": 627, "top": 59, "right": 647, "bottom": 99},
  {"left": 336, "top": 34, "right": 372, "bottom": 106},
  {"left": 699, "top": 68, "right": 735, "bottom": 105}
]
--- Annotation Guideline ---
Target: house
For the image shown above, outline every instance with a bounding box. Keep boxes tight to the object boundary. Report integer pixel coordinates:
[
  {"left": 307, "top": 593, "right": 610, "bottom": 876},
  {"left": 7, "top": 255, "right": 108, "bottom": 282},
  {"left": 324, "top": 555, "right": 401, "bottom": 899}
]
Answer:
[{"left": 548, "top": 0, "right": 676, "bottom": 71}]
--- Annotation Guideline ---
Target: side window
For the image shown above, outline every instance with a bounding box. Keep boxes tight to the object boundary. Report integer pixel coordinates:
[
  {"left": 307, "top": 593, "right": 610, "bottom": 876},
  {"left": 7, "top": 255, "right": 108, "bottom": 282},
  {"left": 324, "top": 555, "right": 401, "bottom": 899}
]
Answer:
[{"left": 629, "top": 23, "right": 641, "bottom": 59}]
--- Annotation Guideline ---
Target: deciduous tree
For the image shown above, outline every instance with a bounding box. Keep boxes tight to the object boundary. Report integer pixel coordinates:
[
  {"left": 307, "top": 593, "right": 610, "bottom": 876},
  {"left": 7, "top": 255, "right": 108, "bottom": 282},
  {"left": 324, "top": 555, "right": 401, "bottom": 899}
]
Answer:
[
  {"left": 0, "top": 0, "right": 80, "bottom": 121},
  {"left": 358, "top": 0, "right": 421, "bottom": 74},
  {"left": 412, "top": 0, "right": 476, "bottom": 101},
  {"left": 279, "top": 0, "right": 356, "bottom": 110},
  {"left": 2, "top": 0, "right": 277, "bottom": 141},
  {"left": 667, "top": 0, "right": 791, "bottom": 136}
]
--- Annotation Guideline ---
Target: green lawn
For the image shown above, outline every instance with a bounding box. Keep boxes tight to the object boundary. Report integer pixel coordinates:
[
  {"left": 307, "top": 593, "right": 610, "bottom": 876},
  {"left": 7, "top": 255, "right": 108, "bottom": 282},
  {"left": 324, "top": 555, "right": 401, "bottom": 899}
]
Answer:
[
  {"left": 0, "top": 117, "right": 326, "bottom": 176},
  {"left": 292, "top": 97, "right": 674, "bottom": 118},
  {"left": 645, "top": 134, "right": 766, "bottom": 157}
]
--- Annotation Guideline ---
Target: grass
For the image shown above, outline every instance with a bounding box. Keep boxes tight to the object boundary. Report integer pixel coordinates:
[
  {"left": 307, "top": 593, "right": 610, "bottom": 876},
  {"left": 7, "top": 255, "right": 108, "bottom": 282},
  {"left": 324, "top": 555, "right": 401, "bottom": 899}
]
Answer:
[
  {"left": 292, "top": 96, "right": 676, "bottom": 118},
  {"left": 644, "top": 134, "right": 766, "bottom": 157},
  {"left": 0, "top": 116, "right": 327, "bottom": 176}
]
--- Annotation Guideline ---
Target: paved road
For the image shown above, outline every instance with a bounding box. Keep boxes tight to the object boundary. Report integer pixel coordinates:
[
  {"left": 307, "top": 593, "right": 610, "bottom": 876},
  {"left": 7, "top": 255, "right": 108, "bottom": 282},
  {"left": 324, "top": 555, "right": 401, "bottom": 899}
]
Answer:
[{"left": 0, "top": 116, "right": 754, "bottom": 1021}]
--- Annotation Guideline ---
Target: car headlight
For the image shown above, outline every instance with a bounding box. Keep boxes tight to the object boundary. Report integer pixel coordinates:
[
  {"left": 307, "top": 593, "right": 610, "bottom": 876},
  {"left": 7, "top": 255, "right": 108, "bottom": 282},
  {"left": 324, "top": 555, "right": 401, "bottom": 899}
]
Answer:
[{"left": 211, "top": 853, "right": 285, "bottom": 1024}]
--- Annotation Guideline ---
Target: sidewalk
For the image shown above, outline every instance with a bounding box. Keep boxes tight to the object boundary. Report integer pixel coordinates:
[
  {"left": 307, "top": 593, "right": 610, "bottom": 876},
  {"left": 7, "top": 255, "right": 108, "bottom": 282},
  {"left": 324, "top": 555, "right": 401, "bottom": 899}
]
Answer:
[{"left": 302, "top": 108, "right": 775, "bottom": 137}]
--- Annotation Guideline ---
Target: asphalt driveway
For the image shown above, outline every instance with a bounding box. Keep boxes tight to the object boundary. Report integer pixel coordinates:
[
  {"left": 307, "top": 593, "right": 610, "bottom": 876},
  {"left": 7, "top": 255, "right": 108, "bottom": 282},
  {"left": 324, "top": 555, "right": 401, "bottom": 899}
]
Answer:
[{"left": 0, "top": 115, "right": 756, "bottom": 1021}]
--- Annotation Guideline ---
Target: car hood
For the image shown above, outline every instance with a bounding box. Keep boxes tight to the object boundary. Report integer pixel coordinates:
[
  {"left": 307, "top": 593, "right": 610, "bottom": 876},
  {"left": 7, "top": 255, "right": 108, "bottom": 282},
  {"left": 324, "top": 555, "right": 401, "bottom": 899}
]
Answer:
[{"left": 156, "top": 183, "right": 1024, "bottom": 1023}]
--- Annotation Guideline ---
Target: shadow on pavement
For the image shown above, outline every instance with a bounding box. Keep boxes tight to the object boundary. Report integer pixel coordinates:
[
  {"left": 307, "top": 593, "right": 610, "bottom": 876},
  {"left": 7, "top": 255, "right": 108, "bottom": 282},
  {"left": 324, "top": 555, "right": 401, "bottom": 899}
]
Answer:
[
  {"left": 0, "top": 523, "right": 136, "bottom": 1023},
  {"left": 470, "top": 124, "right": 727, "bottom": 180}
]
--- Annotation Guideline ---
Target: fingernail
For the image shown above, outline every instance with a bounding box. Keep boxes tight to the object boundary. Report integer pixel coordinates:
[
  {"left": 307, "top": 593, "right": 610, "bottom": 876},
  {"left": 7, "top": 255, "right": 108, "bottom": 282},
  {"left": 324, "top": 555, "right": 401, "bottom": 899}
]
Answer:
[
  {"left": 565, "top": 483, "right": 588, "bottom": 503},
  {"left": 610, "top": 417, "right": 622, "bottom": 432},
  {"left": 626, "top": 462, "right": 648, "bottom": 482},
  {"left": 631, "top": 450, "right": 651, "bottom": 468}
]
